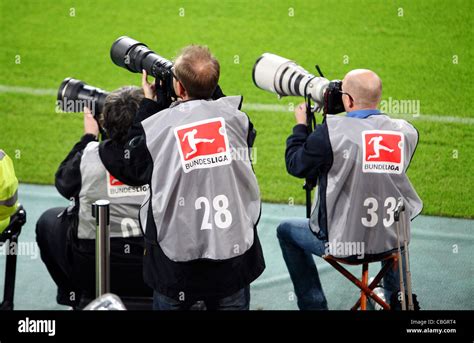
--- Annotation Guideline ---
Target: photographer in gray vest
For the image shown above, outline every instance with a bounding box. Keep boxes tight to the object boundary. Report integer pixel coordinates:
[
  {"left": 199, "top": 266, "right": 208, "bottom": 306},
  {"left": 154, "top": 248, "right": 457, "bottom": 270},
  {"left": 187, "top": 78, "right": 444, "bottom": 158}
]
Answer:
[
  {"left": 277, "top": 69, "right": 422, "bottom": 310},
  {"left": 101, "top": 45, "right": 265, "bottom": 310},
  {"left": 36, "top": 87, "right": 152, "bottom": 307}
]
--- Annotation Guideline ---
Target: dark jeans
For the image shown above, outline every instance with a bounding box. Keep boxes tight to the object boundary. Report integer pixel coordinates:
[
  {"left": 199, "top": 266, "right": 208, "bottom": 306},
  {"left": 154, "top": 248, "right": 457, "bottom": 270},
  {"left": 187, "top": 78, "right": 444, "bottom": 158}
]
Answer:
[
  {"left": 153, "top": 286, "right": 250, "bottom": 310},
  {"left": 277, "top": 218, "right": 406, "bottom": 310},
  {"left": 36, "top": 207, "right": 151, "bottom": 307}
]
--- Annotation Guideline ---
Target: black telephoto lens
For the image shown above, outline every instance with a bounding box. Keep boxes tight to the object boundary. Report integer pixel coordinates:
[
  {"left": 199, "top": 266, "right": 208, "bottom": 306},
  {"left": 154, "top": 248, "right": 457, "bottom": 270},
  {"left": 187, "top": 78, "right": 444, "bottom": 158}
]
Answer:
[
  {"left": 57, "top": 78, "right": 109, "bottom": 117},
  {"left": 110, "top": 36, "right": 173, "bottom": 79}
]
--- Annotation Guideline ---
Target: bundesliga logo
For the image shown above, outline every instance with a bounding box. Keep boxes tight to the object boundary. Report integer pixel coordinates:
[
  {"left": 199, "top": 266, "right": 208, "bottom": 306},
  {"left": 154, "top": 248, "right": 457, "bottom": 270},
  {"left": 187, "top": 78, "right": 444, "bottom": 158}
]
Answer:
[
  {"left": 174, "top": 117, "right": 231, "bottom": 173},
  {"left": 362, "top": 130, "right": 404, "bottom": 174},
  {"left": 106, "top": 173, "right": 149, "bottom": 197}
]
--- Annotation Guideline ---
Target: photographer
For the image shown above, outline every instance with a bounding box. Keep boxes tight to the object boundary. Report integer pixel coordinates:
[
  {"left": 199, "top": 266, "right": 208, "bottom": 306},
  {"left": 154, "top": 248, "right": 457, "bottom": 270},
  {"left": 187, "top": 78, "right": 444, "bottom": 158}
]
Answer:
[
  {"left": 101, "top": 45, "right": 265, "bottom": 310},
  {"left": 277, "top": 69, "right": 422, "bottom": 310},
  {"left": 36, "top": 87, "right": 151, "bottom": 307}
]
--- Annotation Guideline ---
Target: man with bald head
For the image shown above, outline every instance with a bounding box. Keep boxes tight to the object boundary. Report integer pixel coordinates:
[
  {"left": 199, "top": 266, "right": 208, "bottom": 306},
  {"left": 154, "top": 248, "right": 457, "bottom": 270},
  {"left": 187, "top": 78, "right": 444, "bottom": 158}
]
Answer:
[
  {"left": 342, "top": 69, "right": 382, "bottom": 110},
  {"left": 277, "top": 69, "right": 422, "bottom": 310}
]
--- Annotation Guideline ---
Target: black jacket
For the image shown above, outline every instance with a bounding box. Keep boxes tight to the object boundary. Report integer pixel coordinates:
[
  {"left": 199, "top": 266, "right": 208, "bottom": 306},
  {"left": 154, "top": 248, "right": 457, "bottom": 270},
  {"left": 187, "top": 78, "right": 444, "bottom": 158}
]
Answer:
[
  {"left": 55, "top": 134, "right": 98, "bottom": 200},
  {"left": 100, "top": 91, "right": 265, "bottom": 300},
  {"left": 285, "top": 121, "right": 333, "bottom": 239}
]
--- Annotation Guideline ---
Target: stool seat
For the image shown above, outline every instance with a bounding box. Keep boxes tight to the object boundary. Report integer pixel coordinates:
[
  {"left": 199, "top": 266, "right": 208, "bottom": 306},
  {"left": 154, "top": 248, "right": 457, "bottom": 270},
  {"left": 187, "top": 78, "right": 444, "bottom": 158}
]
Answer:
[
  {"left": 324, "top": 251, "right": 398, "bottom": 265},
  {"left": 323, "top": 252, "right": 399, "bottom": 310}
]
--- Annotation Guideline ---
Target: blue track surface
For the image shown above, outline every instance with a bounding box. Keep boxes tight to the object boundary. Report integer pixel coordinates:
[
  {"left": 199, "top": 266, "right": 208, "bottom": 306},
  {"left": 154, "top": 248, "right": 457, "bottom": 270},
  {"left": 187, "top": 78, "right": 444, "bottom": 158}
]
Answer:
[{"left": 1, "top": 184, "right": 472, "bottom": 310}]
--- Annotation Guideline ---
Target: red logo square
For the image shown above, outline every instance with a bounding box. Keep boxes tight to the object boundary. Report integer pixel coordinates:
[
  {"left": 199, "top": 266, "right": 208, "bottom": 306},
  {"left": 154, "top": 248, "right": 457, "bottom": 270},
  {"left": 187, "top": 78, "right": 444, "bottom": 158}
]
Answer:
[
  {"left": 362, "top": 130, "right": 404, "bottom": 174},
  {"left": 174, "top": 117, "right": 231, "bottom": 173},
  {"left": 364, "top": 132, "right": 402, "bottom": 163}
]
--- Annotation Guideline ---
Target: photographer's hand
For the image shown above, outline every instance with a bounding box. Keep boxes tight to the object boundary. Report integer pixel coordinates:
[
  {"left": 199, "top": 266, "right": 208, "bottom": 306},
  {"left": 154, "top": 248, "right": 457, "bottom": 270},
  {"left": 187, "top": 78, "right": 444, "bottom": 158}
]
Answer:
[
  {"left": 294, "top": 103, "right": 307, "bottom": 125},
  {"left": 142, "top": 69, "right": 157, "bottom": 101},
  {"left": 84, "top": 106, "right": 99, "bottom": 138}
]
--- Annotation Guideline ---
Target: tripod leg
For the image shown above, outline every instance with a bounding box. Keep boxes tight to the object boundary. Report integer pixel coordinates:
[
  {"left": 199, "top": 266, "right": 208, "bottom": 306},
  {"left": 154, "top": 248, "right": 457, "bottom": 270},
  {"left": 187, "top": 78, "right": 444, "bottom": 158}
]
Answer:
[
  {"left": 395, "top": 219, "right": 406, "bottom": 311},
  {"left": 1, "top": 234, "right": 18, "bottom": 311},
  {"left": 402, "top": 212, "right": 414, "bottom": 310}
]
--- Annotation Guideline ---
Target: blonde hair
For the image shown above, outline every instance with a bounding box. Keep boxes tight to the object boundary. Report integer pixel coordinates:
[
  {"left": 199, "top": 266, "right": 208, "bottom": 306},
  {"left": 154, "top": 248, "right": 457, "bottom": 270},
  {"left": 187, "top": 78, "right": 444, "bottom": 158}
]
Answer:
[{"left": 174, "top": 45, "right": 220, "bottom": 99}]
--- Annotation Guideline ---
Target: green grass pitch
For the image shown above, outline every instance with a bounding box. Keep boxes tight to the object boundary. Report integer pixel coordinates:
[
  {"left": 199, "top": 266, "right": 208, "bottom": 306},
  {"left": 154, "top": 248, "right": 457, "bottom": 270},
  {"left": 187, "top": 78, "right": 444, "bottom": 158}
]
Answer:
[{"left": 0, "top": 0, "right": 472, "bottom": 218}]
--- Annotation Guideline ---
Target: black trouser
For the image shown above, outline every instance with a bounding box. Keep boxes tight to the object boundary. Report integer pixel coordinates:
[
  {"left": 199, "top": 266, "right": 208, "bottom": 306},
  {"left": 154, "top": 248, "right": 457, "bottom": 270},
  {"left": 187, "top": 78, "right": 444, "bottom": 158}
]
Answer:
[{"left": 36, "top": 207, "right": 152, "bottom": 307}]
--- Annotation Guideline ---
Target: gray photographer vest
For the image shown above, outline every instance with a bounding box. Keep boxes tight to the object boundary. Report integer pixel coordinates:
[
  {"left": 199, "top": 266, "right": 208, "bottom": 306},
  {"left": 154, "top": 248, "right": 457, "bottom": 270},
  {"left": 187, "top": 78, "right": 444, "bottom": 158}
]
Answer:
[
  {"left": 78, "top": 141, "right": 149, "bottom": 239},
  {"left": 310, "top": 114, "right": 422, "bottom": 257},
  {"left": 140, "top": 96, "right": 261, "bottom": 262}
]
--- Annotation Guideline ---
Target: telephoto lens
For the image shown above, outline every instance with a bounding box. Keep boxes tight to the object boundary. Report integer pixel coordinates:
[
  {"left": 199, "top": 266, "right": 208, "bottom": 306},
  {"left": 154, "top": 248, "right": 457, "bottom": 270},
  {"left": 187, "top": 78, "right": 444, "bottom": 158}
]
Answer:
[
  {"left": 57, "top": 78, "right": 109, "bottom": 117},
  {"left": 110, "top": 36, "right": 173, "bottom": 80},
  {"left": 252, "top": 53, "right": 330, "bottom": 108}
]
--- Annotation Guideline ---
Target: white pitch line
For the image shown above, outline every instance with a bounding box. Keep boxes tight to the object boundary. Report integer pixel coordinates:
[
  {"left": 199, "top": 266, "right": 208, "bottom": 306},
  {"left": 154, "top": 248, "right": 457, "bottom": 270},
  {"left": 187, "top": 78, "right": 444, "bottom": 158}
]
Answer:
[
  {"left": 1, "top": 84, "right": 473, "bottom": 125},
  {"left": 243, "top": 103, "right": 474, "bottom": 125},
  {"left": 0, "top": 84, "right": 56, "bottom": 96}
]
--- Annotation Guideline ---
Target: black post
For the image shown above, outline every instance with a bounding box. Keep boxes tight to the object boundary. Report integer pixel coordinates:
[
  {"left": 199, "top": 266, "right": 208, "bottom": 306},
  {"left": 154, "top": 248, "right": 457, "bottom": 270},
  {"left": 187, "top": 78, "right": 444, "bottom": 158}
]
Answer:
[
  {"left": 0, "top": 206, "right": 26, "bottom": 311},
  {"left": 1, "top": 232, "right": 19, "bottom": 310}
]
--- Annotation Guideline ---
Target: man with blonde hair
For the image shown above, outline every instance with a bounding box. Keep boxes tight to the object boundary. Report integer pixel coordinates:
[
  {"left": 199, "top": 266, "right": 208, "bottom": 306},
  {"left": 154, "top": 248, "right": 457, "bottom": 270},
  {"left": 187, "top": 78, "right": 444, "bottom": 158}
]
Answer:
[{"left": 102, "top": 45, "right": 265, "bottom": 310}]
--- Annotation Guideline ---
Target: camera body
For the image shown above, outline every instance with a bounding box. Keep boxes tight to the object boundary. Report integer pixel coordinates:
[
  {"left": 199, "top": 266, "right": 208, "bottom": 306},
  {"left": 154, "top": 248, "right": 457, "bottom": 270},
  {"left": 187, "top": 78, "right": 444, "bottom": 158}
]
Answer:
[{"left": 324, "top": 80, "right": 345, "bottom": 115}]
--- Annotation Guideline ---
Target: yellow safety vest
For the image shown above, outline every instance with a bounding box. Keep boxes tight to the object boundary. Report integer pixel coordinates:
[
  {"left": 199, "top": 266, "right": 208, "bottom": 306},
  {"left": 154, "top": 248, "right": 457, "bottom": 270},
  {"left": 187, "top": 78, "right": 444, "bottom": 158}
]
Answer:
[{"left": 0, "top": 150, "right": 19, "bottom": 233}]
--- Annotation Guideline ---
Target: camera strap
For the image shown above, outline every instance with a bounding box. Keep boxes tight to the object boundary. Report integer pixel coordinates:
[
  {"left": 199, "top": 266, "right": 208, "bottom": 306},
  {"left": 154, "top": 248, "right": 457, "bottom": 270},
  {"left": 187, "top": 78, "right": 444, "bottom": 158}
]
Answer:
[
  {"left": 303, "top": 94, "right": 317, "bottom": 218},
  {"left": 302, "top": 65, "right": 326, "bottom": 217}
]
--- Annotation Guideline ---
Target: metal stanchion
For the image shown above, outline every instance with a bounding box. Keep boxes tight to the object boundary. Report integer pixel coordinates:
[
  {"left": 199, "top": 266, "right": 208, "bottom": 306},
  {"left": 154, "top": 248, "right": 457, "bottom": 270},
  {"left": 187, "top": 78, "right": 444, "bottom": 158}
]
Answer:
[
  {"left": 394, "top": 199, "right": 407, "bottom": 310},
  {"left": 401, "top": 206, "right": 414, "bottom": 310},
  {"left": 92, "top": 200, "right": 110, "bottom": 298},
  {"left": 394, "top": 198, "right": 416, "bottom": 311}
]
